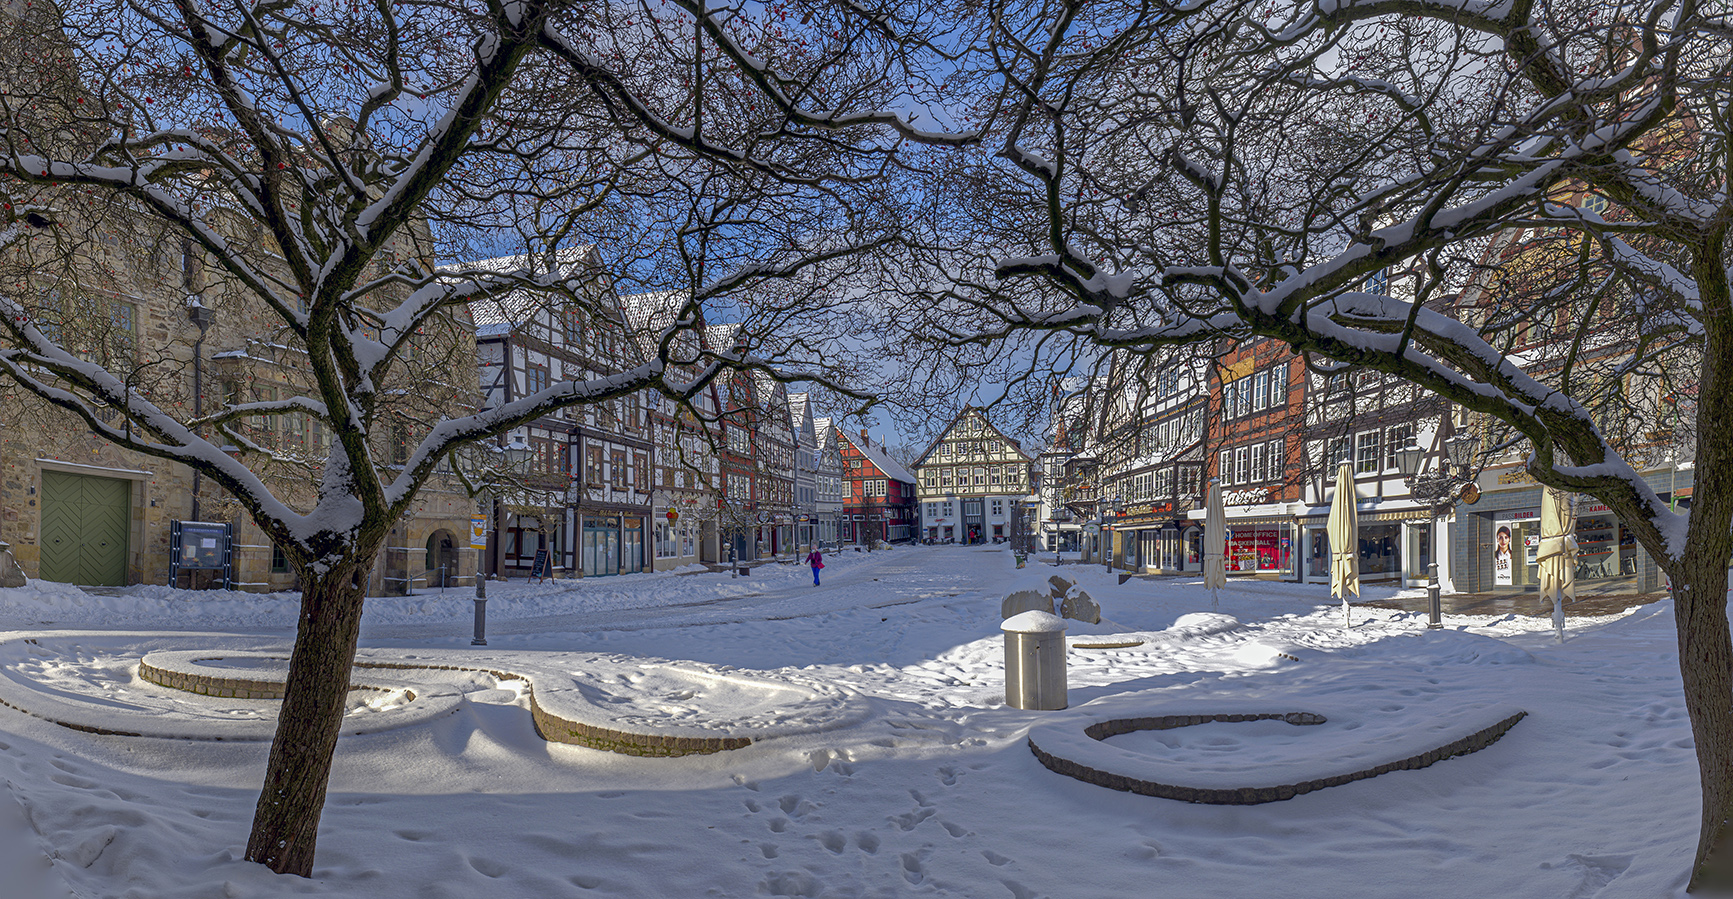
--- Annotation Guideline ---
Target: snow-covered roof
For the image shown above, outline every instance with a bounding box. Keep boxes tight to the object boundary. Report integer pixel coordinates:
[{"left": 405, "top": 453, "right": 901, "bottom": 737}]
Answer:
[
  {"left": 617, "top": 290, "right": 696, "bottom": 357},
  {"left": 705, "top": 322, "right": 742, "bottom": 353},
  {"left": 912, "top": 406, "right": 1034, "bottom": 468},
  {"left": 459, "top": 245, "right": 608, "bottom": 335},
  {"left": 842, "top": 430, "right": 916, "bottom": 484}
]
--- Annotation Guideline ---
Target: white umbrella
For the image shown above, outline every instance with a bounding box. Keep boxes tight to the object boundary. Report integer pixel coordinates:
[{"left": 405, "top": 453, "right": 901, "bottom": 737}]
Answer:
[
  {"left": 1537, "top": 487, "right": 1577, "bottom": 642},
  {"left": 1328, "top": 461, "right": 1359, "bottom": 627},
  {"left": 1203, "top": 479, "right": 1227, "bottom": 609}
]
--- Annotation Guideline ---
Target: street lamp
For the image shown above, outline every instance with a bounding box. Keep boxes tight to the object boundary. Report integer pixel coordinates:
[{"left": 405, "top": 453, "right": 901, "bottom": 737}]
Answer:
[
  {"left": 472, "top": 436, "right": 533, "bottom": 645},
  {"left": 1395, "top": 432, "right": 1477, "bottom": 629},
  {"left": 187, "top": 298, "right": 214, "bottom": 523}
]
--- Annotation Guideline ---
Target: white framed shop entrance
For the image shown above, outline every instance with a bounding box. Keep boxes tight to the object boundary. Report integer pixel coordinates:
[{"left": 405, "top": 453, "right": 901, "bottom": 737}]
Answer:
[{"left": 1296, "top": 506, "right": 1452, "bottom": 589}]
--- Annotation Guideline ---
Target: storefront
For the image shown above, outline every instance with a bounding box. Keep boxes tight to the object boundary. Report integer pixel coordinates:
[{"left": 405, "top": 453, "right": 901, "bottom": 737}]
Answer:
[
  {"left": 1191, "top": 503, "right": 1301, "bottom": 579},
  {"left": 1449, "top": 467, "right": 1694, "bottom": 594},
  {"left": 1300, "top": 510, "right": 1430, "bottom": 585},
  {"left": 1222, "top": 523, "right": 1291, "bottom": 573},
  {"left": 580, "top": 513, "right": 646, "bottom": 577},
  {"left": 1474, "top": 501, "right": 1639, "bottom": 592},
  {"left": 1113, "top": 507, "right": 1194, "bottom": 573},
  {"left": 1161, "top": 526, "right": 1202, "bottom": 571}
]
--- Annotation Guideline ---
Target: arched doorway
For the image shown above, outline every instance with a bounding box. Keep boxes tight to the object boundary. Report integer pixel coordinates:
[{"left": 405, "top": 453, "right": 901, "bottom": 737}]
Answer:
[{"left": 425, "top": 529, "right": 458, "bottom": 589}]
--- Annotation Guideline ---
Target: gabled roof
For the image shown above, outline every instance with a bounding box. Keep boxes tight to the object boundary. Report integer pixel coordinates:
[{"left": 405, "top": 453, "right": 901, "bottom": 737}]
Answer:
[
  {"left": 841, "top": 429, "right": 916, "bottom": 484},
  {"left": 617, "top": 290, "right": 702, "bottom": 358},
  {"left": 705, "top": 322, "right": 742, "bottom": 354},
  {"left": 787, "top": 393, "right": 817, "bottom": 443},
  {"left": 913, "top": 406, "right": 1035, "bottom": 468},
  {"left": 461, "top": 244, "right": 611, "bottom": 336}
]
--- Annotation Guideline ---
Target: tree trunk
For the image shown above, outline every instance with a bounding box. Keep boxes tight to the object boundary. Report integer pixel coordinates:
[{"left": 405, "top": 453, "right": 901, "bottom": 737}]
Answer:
[
  {"left": 1679, "top": 552, "right": 1733, "bottom": 890},
  {"left": 243, "top": 566, "right": 368, "bottom": 877}
]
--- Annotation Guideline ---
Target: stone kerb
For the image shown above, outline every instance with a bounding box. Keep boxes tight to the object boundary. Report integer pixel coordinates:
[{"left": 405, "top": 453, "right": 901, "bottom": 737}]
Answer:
[
  {"left": 57, "top": 644, "right": 880, "bottom": 755},
  {"left": 1027, "top": 694, "right": 1527, "bottom": 804}
]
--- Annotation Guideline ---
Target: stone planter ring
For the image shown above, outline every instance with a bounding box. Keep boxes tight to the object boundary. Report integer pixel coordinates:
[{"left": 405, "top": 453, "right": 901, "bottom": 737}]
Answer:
[{"left": 1027, "top": 694, "right": 1526, "bottom": 804}]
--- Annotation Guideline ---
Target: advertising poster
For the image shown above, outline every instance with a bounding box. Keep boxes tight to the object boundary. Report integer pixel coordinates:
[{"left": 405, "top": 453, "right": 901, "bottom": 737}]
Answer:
[{"left": 1494, "top": 517, "right": 1514, "bottom": 585}]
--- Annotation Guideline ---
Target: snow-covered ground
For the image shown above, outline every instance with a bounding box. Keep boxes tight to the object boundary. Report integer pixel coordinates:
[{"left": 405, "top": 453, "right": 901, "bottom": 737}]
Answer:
[{"left": 0, "top": 546, "right": 1700, "bottom": 898}]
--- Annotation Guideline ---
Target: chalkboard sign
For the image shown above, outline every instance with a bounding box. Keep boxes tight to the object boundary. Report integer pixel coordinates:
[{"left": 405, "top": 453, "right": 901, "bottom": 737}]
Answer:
[{"left": 528, "top": 548, "right": 551, "bottom": 582}]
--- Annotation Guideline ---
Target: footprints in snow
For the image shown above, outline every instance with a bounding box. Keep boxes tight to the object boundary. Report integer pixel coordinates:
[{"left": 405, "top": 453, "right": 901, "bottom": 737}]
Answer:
[{"left": 742, "top": 762, "right": 998, "bottom": 895}]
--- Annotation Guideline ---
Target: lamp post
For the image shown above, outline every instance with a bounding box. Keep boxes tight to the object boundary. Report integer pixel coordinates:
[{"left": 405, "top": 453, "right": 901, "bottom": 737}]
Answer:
[
  {"left": 187, "top": 298, "right": 213, "bottom": 523},
  {"left": 472, "top": 436, "right": 532, "bottom": 645},
  {"left": 1394, "top": 433, "right": 1477, "bottom": 629}
]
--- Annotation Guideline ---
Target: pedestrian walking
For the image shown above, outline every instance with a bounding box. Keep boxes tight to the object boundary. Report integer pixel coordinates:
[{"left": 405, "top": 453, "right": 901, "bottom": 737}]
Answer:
[{"left": 805, "top": 547, "right": 824, "bottom": 586}]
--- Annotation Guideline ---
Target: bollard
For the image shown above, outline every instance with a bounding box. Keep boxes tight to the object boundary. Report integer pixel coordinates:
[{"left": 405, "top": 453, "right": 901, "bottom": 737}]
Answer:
[{"left": 1002, "top": 610, "right": 1067, "bottom": 710}]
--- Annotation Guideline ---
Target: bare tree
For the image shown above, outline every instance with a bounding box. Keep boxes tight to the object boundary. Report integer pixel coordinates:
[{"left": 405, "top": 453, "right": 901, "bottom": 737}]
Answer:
[
  {"left": 0, "top": 0, "right": 959, "bottom": 876},
  {"left": 909, "top": 0, "right": 1733, "bottom": 886}
]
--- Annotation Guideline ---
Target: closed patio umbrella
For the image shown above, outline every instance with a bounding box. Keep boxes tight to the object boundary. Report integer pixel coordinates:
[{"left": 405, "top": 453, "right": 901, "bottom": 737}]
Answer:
[
  {"left": 1537, "top": 487, "right": 1577, "bottom": 642},
  {"left": 1328, "top": 461, "right": 1359, "bottom": 627},
  {"left": 1204, "top": 478, "right": 1227, "bottom": 609}
]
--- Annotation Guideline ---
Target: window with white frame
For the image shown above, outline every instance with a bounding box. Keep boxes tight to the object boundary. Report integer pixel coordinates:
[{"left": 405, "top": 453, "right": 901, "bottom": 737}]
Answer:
[
  {"left": 1235, "top": 446, "right": 1249, "bottom": 483},
  {"left": 866, "top": 479, "right": 887, "bottom": 497},
  {"left": 1219, "top": 450, "right": 1232, "bottom": 485},
  {"left": 1327, "top": 437, "right": 1351, "bottom": 467},
  {"left": 1250, "top": 443, "right": 1266, "bottom": 482},
  {"left": 974, "top": 468, "right": 986, "bottom": 486},
  {"left": 1267, "top": 440, "right": 1284, "bottom": 481},
  {"left": 991, "top": 500, "right": 1003, "bottom": 516},
  {"left": 1385, "top": 424, "right": 1414, "bottom": 470},
  {"left": 1253, "top": 369, "right": 1269, "bottom": 410},
  {"left": 1357, "top": 431, "right": 1381, "bottom": 473}
]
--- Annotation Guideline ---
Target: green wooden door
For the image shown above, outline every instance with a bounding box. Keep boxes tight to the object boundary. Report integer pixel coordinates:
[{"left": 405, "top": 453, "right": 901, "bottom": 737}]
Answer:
[{"left": 39, "top": 471, "right": 131, "bottom": 586}]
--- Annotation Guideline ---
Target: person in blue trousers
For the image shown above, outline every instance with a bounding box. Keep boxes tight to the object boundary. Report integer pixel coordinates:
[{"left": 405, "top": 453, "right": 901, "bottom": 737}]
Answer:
[{"left": 805, "top": 547, "right": 824, "bottom": 586}]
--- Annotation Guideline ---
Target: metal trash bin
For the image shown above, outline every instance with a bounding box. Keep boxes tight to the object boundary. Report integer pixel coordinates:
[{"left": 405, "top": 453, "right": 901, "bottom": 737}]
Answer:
[{"left": 1002, "top": 610, "right": 1067, "bottom": 710}]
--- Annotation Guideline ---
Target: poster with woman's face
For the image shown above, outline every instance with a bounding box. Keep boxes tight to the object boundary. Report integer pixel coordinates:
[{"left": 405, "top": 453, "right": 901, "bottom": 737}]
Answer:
[{"left": 1494, "top": 522, "right": 1513, "bottom": 585}]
